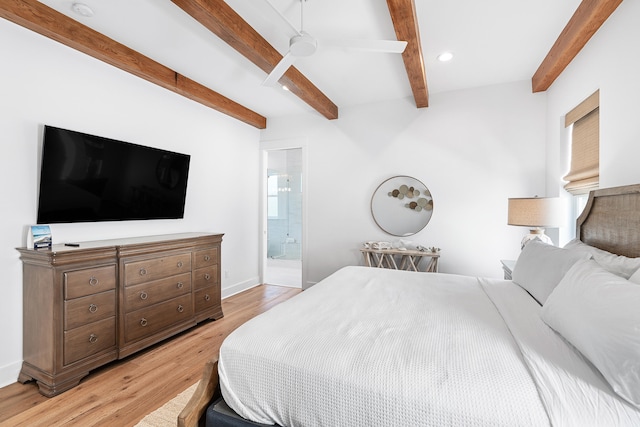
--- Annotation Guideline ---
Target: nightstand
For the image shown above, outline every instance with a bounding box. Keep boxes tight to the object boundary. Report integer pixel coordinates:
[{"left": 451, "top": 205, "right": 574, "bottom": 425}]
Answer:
[{"left": 500, "top": 260, "right": 516, "bottom": 280}]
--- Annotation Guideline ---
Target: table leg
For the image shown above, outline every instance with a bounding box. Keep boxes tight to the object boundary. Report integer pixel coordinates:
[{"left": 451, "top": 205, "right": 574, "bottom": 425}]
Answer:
[
  {"left": 425, "top": 257, "right": 438, "bottom": 272},
  {"left": 363, "top": 251, "right": 372, "bottom": 267},
  {"left": 387, "top": 253, "right": 399, "bottom": 269},
  {"left": 407, "top": 255, "right": 419, "bottom": 271}
]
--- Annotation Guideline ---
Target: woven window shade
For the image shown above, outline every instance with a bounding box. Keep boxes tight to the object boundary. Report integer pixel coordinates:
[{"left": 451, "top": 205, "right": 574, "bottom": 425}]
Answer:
[{"left": 563, "top": 90, "right": 599, "bottom": 195}]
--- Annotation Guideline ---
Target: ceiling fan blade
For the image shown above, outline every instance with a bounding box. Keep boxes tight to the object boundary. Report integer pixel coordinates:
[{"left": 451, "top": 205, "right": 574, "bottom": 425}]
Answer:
[
  {"left": 322, "top": 39, "right": 408, "bottom": 53},
  {"left": 263, "top": 51, "right": 297, "bottom": 87},
  {"left": 262, "top": 0, "right": 301, "bottom": 37}
]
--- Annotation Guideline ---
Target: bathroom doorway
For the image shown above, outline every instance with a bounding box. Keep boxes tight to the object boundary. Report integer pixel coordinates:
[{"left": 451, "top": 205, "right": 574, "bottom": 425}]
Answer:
[{"left": 264, "top": 148, "right": 302, "bottom": 288}]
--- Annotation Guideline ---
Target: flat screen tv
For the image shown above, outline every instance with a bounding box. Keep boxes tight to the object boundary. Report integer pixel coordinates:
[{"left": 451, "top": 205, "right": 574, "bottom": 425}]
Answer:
[{"left": 37, "top": 125, "right": 190, "bottom": 224}]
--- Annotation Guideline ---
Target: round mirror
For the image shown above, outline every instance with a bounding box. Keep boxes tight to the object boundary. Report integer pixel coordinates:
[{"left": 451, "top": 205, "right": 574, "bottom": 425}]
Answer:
[{"left": 371, "top": 176, "right": 434, "bottom": 236}]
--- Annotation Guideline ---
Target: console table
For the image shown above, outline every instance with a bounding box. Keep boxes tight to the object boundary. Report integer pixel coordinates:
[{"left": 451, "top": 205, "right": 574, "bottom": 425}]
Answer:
[
  {"left": 360, "top": 248, "right": 440, "bottom": 272},
  {"left": 17, "top": 232, "right": 223, "bottom": 396}
]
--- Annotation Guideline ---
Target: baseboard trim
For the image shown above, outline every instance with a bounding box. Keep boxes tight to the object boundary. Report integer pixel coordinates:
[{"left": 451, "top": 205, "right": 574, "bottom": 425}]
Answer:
[
  {"left": 0, "top": 360, "right": 23, "bottom": 389},
  {"left": 221, "top": 277, "right": 260, "bottom": 299}
]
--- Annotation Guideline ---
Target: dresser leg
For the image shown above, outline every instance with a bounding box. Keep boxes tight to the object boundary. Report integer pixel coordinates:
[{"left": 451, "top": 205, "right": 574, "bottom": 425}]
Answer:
[
  {"left": 17, "top": 371, "right": 33, "bottom": 384},
  {"left": 19, "top": 363, "right": 88, "bottom": 397},
  {"left": 36, "top": 375, "right": 86, "bottom": 397}
]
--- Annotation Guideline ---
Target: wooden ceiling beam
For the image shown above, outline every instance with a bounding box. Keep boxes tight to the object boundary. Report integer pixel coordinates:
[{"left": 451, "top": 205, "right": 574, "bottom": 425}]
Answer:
[
  {"left": 532, "top": 0, "right": 623, "bottom": 93},
  {"left": 386, "top": 0, "right": 429, "bottom": 108},
  {"left": 0, "top": 0, "right": 266, "bottom": 129},
  {"left": 171, "top": 0, "right": 338, "bottom": 120}
]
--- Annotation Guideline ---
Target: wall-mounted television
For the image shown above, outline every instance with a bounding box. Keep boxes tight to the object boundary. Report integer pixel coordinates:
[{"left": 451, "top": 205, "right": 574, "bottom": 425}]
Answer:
[{"left": 37, "top": 125, "right": 190, "bottom": 224}]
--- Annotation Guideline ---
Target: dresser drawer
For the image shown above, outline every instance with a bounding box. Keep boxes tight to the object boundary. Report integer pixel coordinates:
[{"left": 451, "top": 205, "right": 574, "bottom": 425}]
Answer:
[
  {"left": 64, "top": 290, "right": 116, "bottom": 331},
  {"left": 194, "top": 247, "right": 218, "bottom": 269},
  {"left": 194, "top": 285, "right": 221, "bottom": 313},
  {"left": 64, "top": 265, "right": 116, "bottom": 299},
  {"left": 124, "top": 294, "right": 193, "bottom": 343},
  {"left": 193, "top": 266, "right": 218, "bottom": 290},
  {"left": 124, "top": 273, "right": 191, "bottom": 312},
  {"left": 124, "top": 253, "right": 191, "bottom": 286},
  {"left": 63, "top": 316, "right": 116, "bottom": 366}
]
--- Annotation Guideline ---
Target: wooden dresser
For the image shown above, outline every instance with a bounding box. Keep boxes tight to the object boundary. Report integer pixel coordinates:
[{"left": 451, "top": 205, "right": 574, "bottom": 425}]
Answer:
[{"left": 17, "top": 232, "right": 223, "bottom": 396}]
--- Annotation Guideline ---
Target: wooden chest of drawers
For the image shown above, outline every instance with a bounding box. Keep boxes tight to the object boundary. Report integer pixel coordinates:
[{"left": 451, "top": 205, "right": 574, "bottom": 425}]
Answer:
[{"left": 17, "top": 232, "right": 223, "bottom": 396}]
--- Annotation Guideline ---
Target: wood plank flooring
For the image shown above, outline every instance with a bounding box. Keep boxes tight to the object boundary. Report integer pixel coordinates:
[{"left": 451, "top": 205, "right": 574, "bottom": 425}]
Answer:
[{"left": 0, "top": 284, "right": 301, "bottom": 427}]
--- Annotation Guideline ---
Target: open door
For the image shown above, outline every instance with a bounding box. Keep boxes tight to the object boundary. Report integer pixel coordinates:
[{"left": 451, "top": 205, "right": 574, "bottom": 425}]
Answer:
[{"left": 264, "top": 148, "right": 302, "bottom": 288}]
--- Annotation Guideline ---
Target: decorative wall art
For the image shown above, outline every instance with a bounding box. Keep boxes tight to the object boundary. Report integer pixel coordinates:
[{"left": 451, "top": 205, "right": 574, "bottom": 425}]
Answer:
[
  {"left": 371, "top": 176, "right": 434, "bottom": 236},
  {"left": 388, "top": 184, "right": 434, "bottom": 212}
]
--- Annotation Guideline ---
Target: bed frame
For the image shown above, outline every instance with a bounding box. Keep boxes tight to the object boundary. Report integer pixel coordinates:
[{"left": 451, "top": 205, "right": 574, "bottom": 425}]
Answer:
[{"left": 177, "top": 183, "right": 640, "bottom": 427}]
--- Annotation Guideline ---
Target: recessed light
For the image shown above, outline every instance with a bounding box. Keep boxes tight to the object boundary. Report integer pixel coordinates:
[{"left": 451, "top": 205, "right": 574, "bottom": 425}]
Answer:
[
  {"left": 282, "top": 85, "right": 290, "bottom": 91},
  {"left": 71, "top": 3, "right": 94, "bottom": 17},
  {"left": 437, "top": 51, "right": 454, "bottom": 62}
]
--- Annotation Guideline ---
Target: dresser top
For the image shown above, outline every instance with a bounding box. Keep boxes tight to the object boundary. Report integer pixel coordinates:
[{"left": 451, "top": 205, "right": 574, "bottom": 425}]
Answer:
[{"left": 18, "top": 232, "right": 224, "bottom": 256}]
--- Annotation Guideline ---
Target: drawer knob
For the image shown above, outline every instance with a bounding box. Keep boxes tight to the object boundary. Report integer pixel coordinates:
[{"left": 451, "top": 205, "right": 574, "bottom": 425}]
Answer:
[
  {"left": 177, "top": 261, "right": 184, "bottom": 268},
  {"left": 88, "top": 304, "right": 98, "bottom": 313},
  {"left": 177, "top": 305, "right": 184, "bottom": 313},
  {"left": 204, "top": 273, "right": 211, "bottom": 281},
  {"left": 139, "top": 291, "right": 148, "bottom": 300},
  {"left": 177, "top": 282, "right": 184, "bottom": 289},
  {"left": 139, "top": 268, "right": 147, "bottom": 276},
  {"left": 140, "top": 318, "right": 148, "bottom": 327},
  {"left": 89, "top": 334, "right": 98, "bottom": 344},
  {"left": 204, "top": 255, "right": 211, "bottom": 262},
  {"left": 204, "top": 294, "right": 211, "bottom": 302},
  {"left": 89, "top": 276, "right": 99, "bottom": 286}
]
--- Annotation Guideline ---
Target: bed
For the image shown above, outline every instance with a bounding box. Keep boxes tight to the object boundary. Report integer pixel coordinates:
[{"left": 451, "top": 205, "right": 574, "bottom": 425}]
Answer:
[{"left": 179, "top": 184, "right": 640, "bottom": 427}]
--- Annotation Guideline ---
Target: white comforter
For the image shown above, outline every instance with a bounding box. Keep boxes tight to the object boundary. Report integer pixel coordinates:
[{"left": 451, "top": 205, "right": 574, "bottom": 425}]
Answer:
[{"left": 219, "top": 266, "right": 640, "bottom": 426}]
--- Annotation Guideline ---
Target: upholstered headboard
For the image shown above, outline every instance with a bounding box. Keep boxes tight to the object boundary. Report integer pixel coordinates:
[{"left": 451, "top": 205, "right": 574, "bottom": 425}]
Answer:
[{"left": 577, "top": 184, "right": 640, "bottom": 258}]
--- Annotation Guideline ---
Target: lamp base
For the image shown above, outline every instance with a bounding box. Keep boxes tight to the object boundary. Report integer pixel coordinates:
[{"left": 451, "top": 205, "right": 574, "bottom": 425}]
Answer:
[{"left": 521, "top": 228, "right": 552, "bottom": 250}]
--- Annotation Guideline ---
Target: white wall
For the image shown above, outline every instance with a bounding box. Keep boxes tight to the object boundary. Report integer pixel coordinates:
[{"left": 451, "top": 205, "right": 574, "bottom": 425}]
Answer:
[
  {"left": 262, "top": 81, "right": 548, "bottom": 285},
  {"left": 545, "top": 0, "right": 640, "bottom": 245},
  {"left": 0, "top": 20, "right": 261, "bottom": 387}
]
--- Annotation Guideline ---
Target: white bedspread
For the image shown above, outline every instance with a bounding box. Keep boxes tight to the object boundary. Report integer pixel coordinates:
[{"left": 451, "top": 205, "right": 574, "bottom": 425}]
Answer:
[
  {"left": 220, "top": 267, "right": 542, "bottom": 426},
  {"left": 219, "top": 266, "right": 640, "bottom": 426}
]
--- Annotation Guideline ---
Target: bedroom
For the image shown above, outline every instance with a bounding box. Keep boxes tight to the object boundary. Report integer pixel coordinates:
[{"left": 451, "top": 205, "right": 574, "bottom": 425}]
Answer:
[{"left": 0, "top": 0, "right": 639, "bottom": 422}]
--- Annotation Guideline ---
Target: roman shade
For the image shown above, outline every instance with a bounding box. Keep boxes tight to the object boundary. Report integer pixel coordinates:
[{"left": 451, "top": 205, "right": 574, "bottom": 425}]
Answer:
[{"left": 563, "top": 90, "right": 599, "bottom": 195}]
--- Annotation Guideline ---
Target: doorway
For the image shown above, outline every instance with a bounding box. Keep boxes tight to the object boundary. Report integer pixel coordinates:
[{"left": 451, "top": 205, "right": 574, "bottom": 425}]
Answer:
[{"left": 264, "top": 148, "right": 302, "bottom": 288}]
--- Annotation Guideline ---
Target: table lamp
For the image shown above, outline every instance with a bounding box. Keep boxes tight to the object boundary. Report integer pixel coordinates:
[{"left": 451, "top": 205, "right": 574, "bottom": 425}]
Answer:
[{"left": 508, "top": 197, "right": 561, "bottom": 249}]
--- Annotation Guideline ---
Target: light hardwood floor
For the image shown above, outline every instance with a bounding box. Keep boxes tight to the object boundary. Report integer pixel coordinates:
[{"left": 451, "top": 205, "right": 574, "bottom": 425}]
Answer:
[{"left": 0, "top": 284, "right": 301, "bottom": 427}]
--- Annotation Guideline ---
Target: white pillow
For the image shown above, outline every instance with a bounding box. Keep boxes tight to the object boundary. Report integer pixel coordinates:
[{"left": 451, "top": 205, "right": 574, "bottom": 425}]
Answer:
[
  {"left": 563, "top": 238, "right": 640, "bottom": 279},
  {"left": 541, "top": 259, "right": 640, "bottom": 408},
  {"left": 511, "top": 240, "right": 590, "bottom": 304},
  {"left": 629, "top": 268, "right": 640, "bottom": 285}
]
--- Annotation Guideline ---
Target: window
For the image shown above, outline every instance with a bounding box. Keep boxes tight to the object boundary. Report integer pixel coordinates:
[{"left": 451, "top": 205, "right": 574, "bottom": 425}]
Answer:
[
  {"left": 267, "top": 174, "right": 279, "bottom": 218},
  {"left": 563, "top": 90, "right": 599, "bottom": 195}
]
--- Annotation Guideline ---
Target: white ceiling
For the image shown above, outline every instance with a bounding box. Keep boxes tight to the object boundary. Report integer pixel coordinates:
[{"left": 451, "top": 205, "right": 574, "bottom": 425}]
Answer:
[{"left": 38, "top": 0, "right": 582, "bottom": 120}]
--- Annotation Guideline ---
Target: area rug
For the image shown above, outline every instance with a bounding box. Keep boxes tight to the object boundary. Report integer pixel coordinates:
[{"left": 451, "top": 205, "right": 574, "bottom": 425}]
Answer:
[{"left": 135, "top": 383, "right": 198, "bottom": 427}]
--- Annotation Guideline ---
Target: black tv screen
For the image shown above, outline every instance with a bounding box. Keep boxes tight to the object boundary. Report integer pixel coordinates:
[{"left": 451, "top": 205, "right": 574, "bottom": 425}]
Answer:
[{"left": 37, "top": 126, "right": 190, "bottom": 224}]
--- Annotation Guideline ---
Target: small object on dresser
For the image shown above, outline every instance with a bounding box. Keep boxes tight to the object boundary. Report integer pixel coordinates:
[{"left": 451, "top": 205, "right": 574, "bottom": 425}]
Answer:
[{"left": 28, "top": 225, "right": 52, "bottom": 249}]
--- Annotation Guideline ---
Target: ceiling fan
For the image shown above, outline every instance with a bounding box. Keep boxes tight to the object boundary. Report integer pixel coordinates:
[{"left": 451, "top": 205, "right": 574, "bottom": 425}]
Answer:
[{"left": 262, "top": 0, "right": 408, "bottom": 87}]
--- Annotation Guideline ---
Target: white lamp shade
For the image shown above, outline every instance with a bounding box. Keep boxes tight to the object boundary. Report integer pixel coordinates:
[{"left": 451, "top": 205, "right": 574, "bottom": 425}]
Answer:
[{"left": 508, "top": 197, "right": 561, "bottom": 228}]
